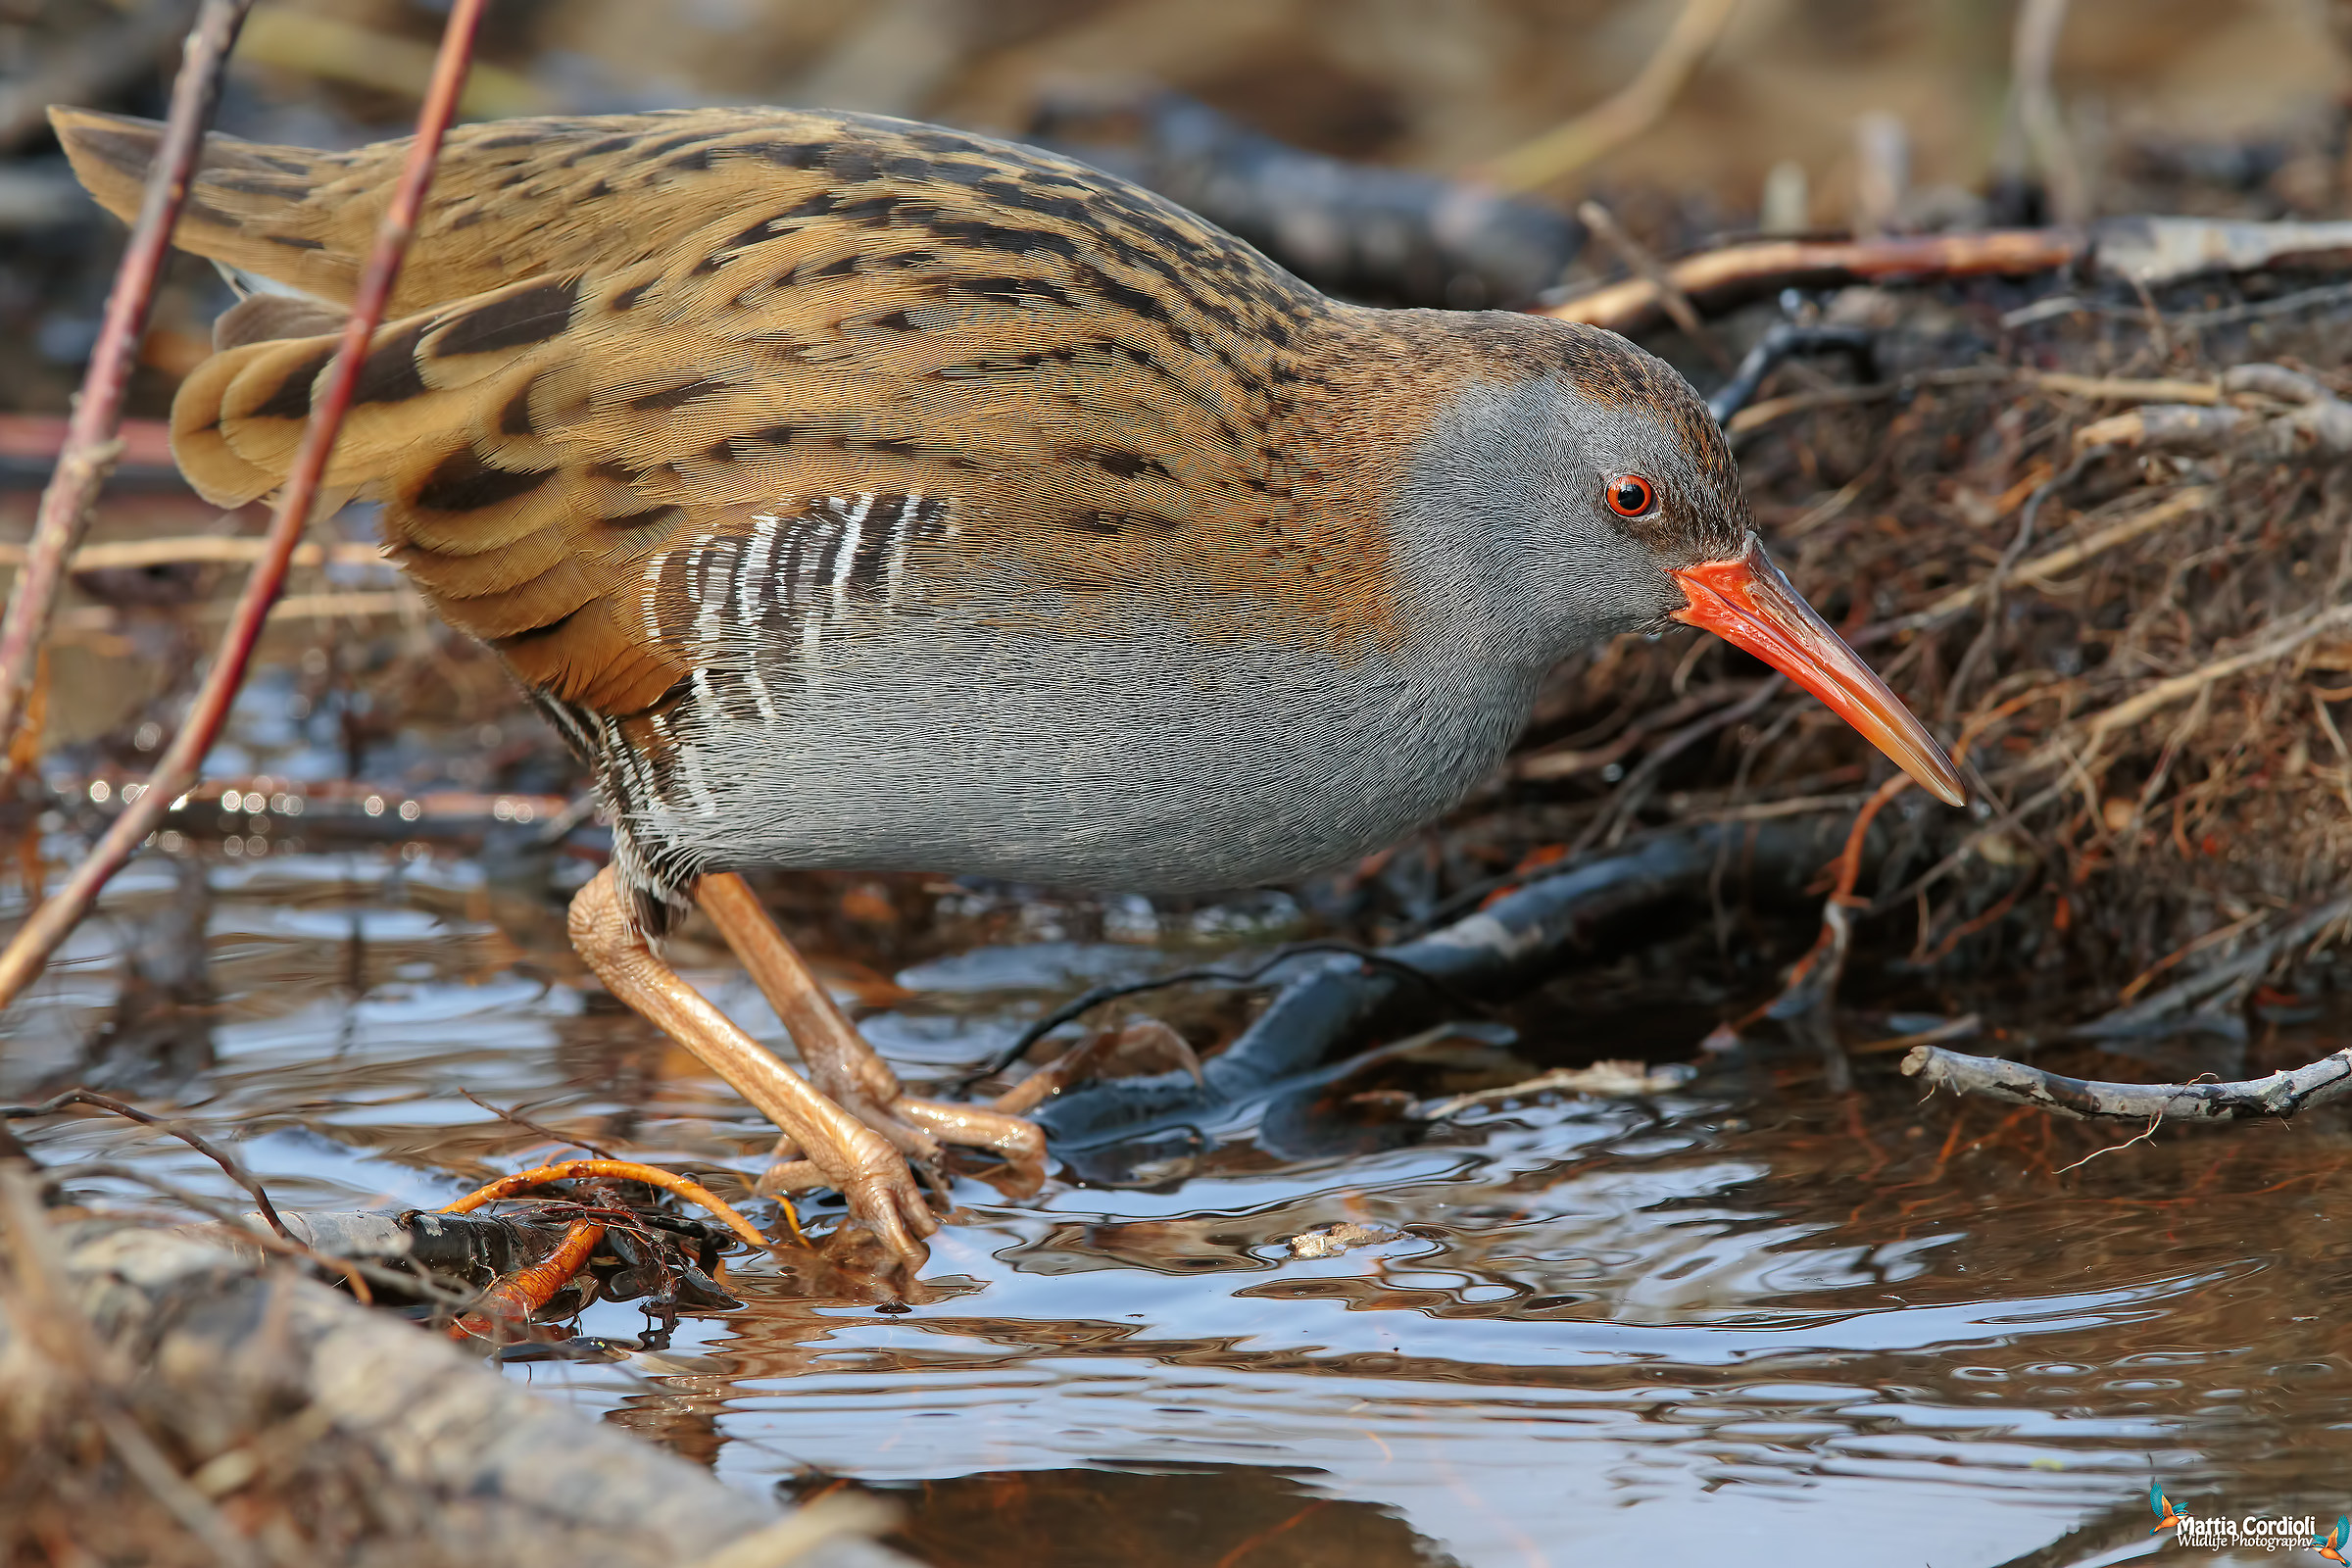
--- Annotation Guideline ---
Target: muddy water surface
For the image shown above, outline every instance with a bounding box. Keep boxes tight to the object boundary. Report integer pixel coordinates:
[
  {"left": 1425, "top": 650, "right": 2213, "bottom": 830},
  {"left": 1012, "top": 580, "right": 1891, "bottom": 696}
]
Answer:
[{"left": 9, "top": 836, "right": 2352, "bottom": 1568}]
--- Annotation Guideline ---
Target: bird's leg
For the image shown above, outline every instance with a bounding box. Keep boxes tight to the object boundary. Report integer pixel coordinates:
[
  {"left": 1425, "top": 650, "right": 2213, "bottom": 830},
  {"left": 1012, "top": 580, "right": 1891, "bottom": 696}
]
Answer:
[
  {"left": 566, "top": 866, "right": 936, "bottom": 1263},
  {"left": 696, "top": 873, "right": 1048, "bottom": 1195}
]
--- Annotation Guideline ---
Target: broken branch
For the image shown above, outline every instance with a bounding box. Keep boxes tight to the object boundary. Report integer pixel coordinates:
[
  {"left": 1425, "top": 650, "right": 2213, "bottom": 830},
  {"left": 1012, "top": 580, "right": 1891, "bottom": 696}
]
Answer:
[{"left": 1903, "top": 1041, "right": 2352, "bottom": 1122}]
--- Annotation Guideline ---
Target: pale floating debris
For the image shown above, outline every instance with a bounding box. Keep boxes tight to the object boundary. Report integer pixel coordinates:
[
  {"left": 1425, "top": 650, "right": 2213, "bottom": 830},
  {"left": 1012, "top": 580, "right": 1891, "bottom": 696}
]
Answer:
[
  {"left": 1413, "top": 1059, "right": 1695, "bottom": 1120},
  {"left": 1286, "top": 1221, "right": 1406, "bottom": 1259}
]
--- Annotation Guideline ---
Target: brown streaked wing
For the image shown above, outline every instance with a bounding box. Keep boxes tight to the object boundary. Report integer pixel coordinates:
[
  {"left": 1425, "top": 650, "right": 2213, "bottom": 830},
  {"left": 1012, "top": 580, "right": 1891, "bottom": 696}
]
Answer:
[{"left": 145, "top": 105, "right": 1426, "bottom": 724}]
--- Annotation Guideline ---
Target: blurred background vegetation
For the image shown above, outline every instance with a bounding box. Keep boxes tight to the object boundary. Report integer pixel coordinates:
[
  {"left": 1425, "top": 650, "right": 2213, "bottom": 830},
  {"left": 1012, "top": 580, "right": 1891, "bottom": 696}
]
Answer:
[
  {"left": 6, "top": 0, "right": 2352, "bottom": 419},
  {"left": 8, "top": 0, "right": 2352, "bottom": 946}
]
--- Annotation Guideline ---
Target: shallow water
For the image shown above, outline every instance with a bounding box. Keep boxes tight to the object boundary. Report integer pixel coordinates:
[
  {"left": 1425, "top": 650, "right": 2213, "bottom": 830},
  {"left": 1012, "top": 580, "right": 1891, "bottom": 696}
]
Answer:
[{"left": 9, "top": 836, "right": 2352, "bottom": 1568}]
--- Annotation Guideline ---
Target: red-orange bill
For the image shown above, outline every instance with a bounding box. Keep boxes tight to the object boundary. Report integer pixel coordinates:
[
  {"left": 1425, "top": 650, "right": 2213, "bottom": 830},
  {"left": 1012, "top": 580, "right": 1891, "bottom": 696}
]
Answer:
[{"left": 1671, "top": 540, "right": 1967, "bottom": 807}]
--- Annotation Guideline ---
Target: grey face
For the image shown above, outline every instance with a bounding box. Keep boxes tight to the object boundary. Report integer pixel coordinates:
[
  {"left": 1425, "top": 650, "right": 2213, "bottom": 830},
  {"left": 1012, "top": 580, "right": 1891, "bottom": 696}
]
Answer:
[{"left": 1395, "top": 365, "right": 1754, "bottom": 667}]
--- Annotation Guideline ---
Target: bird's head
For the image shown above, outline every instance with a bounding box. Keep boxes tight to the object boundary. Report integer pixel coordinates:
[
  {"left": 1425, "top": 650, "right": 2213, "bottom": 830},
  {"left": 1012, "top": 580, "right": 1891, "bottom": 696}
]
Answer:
[{"left": 1399, "top": 312, "right": 1965, "bottom": 808}]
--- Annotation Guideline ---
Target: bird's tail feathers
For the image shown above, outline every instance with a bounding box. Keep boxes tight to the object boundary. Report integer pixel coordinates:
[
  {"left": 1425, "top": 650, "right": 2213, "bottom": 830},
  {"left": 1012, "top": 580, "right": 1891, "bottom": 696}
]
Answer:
[{"left": 51, "top": 106, "right": 364, "bottom": 305}]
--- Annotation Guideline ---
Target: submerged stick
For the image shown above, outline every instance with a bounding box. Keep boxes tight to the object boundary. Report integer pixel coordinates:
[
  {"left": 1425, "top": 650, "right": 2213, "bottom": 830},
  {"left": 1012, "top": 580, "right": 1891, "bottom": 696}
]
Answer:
[
  {"left": 0, "top": 0, "right": 484, "bottom": 1012},
  {"left": 0, "top": 0, "right": 253, "bottom": 763},
  {"left": 1037, "top": 818, "right": 1845, "bottom": 1147}
]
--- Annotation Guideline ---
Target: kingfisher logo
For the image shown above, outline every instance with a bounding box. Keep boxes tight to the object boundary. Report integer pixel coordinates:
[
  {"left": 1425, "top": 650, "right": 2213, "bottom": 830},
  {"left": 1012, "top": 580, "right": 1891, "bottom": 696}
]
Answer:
[{"left": 2148, "top": 1484, "right": 2343, "bottom": 1555}]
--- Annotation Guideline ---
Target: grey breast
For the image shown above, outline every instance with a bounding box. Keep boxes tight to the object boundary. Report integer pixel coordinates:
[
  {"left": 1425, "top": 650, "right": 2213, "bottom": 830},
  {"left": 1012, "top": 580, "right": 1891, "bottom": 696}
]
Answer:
[{"left": 606, "top": 493, "right": 1540, "bottom": 893}]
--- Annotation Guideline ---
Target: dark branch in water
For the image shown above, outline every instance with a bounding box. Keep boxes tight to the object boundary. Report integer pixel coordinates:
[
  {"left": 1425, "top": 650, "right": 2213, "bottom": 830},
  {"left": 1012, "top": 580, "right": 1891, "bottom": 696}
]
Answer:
[
  {"left": 969, "top": 940, "right": 1494, "bottom": 1089},
  {"left": 1036, "top": 819, "right": 1847, "bottom": 1149}
]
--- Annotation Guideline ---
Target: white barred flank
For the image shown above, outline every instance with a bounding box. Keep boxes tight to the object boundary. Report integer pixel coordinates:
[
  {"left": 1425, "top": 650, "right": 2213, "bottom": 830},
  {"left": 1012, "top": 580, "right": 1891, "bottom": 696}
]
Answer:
[
  {"left": 613, "top": 492, "right": 959, "bottom": 833},
  {"left": 636, "top": 492, "right": 952, "bottom": 660}
]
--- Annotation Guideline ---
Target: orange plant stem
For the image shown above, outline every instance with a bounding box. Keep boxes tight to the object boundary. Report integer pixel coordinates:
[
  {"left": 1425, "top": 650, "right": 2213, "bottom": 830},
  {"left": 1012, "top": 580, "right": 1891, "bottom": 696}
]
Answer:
[
  {"left": 451, "top": 1217, "right": 605, "bottom": 1341},
  {"left": 438, "top": 1157, "right": 794, "bottom": 1250}
]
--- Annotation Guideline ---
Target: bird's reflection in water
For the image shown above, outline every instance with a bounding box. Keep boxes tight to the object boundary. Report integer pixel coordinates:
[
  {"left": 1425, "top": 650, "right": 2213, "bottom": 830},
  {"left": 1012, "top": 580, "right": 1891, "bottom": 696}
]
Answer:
[
  {"left": 82, "top": 852, "right": 214, "bottom": 1092},
  {"left": 788, "top": 1465, "right": 1460, "bottom": 1568}
]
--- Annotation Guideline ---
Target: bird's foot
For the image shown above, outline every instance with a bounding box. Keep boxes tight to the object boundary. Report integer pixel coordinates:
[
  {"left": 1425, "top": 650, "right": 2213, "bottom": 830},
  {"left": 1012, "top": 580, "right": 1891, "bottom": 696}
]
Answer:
[
  {"left": 695, "top": 873, "right": 1051, "bottom": 1200},
  {"left": 895, "top": 1096, "right": 1048, "bottom": 1196},
  {"left": 754, "top": 1112, "right": 939, "bottom": 1261},
  {"left": 760, "top": 1091, "right": 1046, "bottom": 1202},
  {"left": 568, "top": 867, "right": 940, "bottom": 1267}
]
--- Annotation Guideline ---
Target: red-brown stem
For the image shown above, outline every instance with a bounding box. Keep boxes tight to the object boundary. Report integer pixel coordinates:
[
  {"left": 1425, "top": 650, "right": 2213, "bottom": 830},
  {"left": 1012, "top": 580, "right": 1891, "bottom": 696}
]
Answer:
[
  {"left": 451, "top": 1216, "right": 606, "bottom": 1342},
  {"left": 1539, "top": 228, "right": 2089, "bottom": 334},
  {"left": 0, "top": 0, "right": 486, "bottom": 1011},
  {"left": 0, "top": 0, "right": 254, "bottom": 761},
  {"left": 1829, "top": 773, "right": 1914, "bottom": 906}
]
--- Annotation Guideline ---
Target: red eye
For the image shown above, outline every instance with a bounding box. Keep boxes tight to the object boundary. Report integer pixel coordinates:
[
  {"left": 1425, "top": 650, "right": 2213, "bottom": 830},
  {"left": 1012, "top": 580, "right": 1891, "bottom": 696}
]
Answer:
[{"left": 1606, "top": 475, "right": 1656, "bottom": 517}]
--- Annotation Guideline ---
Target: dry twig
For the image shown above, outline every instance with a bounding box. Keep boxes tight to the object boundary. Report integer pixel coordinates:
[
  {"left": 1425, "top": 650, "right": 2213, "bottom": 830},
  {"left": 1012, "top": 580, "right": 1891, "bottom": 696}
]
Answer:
[
  {"left": 0, "top": 0, "right": 253, "bottom": 762},
  {"left": 0, "top": 1088, "right": 290, "bottom": 1242},
  {"left": 1576, "top": 199, "right": 1730, "bottom": 368},
  {"left": 1872, "top": 486, "right": 2215, "bottom": 641},
  {"left": 0, "top": 0, "right": 487, "bottom": 1012},
  {"left": 0, "top": 537, "right": 387, "bottom": 573},
  {"left": 1543, "top": 229, "right": 2084, "bottom": 334},
  {"left": 2005, "top": 0, "right": 2086, "bottom": 223}
]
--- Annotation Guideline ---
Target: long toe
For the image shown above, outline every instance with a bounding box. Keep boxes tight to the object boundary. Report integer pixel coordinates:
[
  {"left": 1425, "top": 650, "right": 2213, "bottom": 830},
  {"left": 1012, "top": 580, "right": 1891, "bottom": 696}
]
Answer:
[
  {"left": 897, "top": 1097, "right": 1048, "bottom": 1197},
  {"left": 845, "top": 1165, "right": 941, "bottom": 1264}
]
